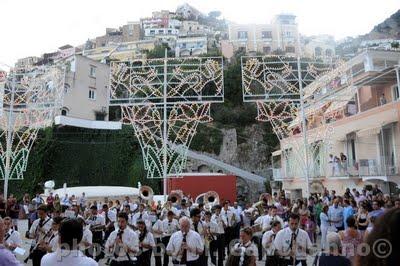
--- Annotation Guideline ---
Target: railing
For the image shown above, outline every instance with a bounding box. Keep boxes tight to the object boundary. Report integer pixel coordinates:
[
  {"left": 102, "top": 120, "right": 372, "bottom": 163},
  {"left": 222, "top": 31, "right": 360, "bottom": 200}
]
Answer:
[{"left": 272, "top": 158, "right": 398, "bottom": 180}]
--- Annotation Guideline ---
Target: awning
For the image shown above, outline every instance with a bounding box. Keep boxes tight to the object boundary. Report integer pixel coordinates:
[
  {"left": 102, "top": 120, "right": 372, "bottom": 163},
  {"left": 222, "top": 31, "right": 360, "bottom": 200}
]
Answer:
[
  {"left": 324, "top": 86, "right": 358, "bottom": 114},
  {"left": 54, "top": 115, "right": 122, "bottom": 130}
]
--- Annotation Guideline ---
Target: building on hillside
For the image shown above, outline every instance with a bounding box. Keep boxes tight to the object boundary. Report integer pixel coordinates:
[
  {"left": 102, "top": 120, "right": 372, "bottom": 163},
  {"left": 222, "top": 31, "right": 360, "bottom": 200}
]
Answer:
[
  {"left": 180, "top": 20, "right": 212, "bottom": 36},
  {"left": 176, "top": 3, "right": 203, "bottom": 20},
  {"left": 272, "top": 50, "right": 400, "bottom": 197},
  {"left": 360, "top": 39, "right": 400, "bottom": 50},
  {"left": 175, "top": 36, "right": 207, "bottom": 57},
  {"left": 95, "top": 22, "right": 141, "bottom": 48},
  {"left": 82, "top": 40, "right": 155, "bottom": 62},
  {"left": 15, "top": 56, "right": 40, "bottom": 69},
  {"left": 225, "top": 14, "right": 299, "bottom": 57},
  {"left": 303, "top": 35, "right": 336, "bottom": 58},
  {"left": 61, "top": 55, "right": 110, "bottom": 121}
]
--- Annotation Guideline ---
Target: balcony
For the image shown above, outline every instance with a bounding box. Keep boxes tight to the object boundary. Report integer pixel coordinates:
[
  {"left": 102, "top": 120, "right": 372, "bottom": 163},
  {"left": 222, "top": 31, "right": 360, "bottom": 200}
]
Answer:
[{"left": 273, "top": 158, "right": 398, "bottom": 181}]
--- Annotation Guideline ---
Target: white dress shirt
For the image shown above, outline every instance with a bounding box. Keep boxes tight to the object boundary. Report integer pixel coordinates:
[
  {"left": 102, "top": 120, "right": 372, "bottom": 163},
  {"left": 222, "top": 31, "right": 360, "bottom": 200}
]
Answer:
[
  {"left": 86, "top": 214, "right": 105, "bottom": 229},
  {"left": 273, "top": 227, "right": 312, "bottom": 260},
  {"left": 136, "top": 230, "right": 156, "bottom": 252},
  {"left": 105, "top": 227, "right": 139, "bottom": 262},
  {"left": 4, "top": 229, "right": 22, "bottom": 247},
  {"left": 41, "top": 249, "right": 97, "bottom": 266},
  {"left": 102, "top": 210, "right": 117, "bottom": 225},
  {"left": 166, "top": 230, "right": 204, "bottom": 262},
  {"left": 48, "top": 232, "right": 59, "bottom": 252},
  {"left": 328, "top": 205, "right": 344, "bottom": 228},
  {"left": 260, "top": 215, "right": 284, "bottom": 232},
  {"left": 161, "top": 206, "right": 178, "bottom": 219},
  {"left": 29, "top": 217, "right": 53, "bottom": 242},
  {"left": 190, "top": 220, "right": 205, "bottom": 239},
  {"left": 162, "top": 218, "right": 180, "bottom": 237},
  {"left": 178, "top": 208, "right": 190, "bottom": 218},
  {"left": 131, "top": 211, "right": 149, "bottom": 227},
  {"left": 152, "top": 219, "right": 164, "bottom": 239},
  {"left": 262, "top": 229, "right": 278, "bottom": 256},
  {"left": 79, "top": 228, "right": 93, "bottom": 251},
  {"left": 220, "top": 209, "right": 236, "bottom": 227},
  {"left": 211, "top": 213, "right": 227, "bottom": 234}
]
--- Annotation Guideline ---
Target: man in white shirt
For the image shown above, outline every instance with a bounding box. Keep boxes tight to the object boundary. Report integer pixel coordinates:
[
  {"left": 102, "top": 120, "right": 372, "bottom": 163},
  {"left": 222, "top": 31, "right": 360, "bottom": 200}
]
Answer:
[
  {"left": 261, "top": 206, "right": 284, "bottom": 232},
  {"left": 211, "top": 205, "right": 227, "bottom": 266},
  {"left": 76, "top": 218, "right": 93, "bottom": 257},
  {"left": 85, "top": 205, "right": 105, "bottom": 261},
  {"left": 105, "top": 212, "right": 139, "bottom": 265},
  {"left": 131, "top": 203, "right": 149, "bottom": 229},
  {"left": 178, "top": 201, "right": 191, "bottom": 218},
  {"left": 162, "top": 210, "right": 180, "bottom": 266},
  {"left": 41, "top": 218, "right": 97, "bottom": 266},
  {"left": 274, "top": 213, "right": 312, "bottom": 266},
  {"left": 262, "top": 220, "right": 282, "bottom": 266},
  {"left": 166, "top": 216, "right": 204, "bottom": 266},
  {"left": 3, "top": 217, "right": 22, "bottom": 251},
  {"left": 28, "top": 204, "right": 53, "bottom": 266},
  {"left": 161, "top": 200, "right": 179, "bottom": 220},
  {"left": 221, "top": 201, "right": 236, "bottom": 256},
  {"left": 190, "top": 208, "right": 206, "bottom": 266},
  {"left": 102, "top": 204, "right": 116, "bottom": 240}
]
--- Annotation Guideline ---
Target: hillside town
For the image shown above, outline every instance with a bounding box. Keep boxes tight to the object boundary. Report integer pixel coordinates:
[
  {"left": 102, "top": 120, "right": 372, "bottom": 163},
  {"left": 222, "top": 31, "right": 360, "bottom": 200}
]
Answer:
[{"left": 0, "top": 2, "right": 400, "bottom": 266}]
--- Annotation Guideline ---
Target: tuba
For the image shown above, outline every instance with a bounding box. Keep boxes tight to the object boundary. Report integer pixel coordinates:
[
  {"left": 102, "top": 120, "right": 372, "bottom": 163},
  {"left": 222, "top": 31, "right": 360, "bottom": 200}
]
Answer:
[
  {"left": 139, "top": 185, "right": 154, "bottom": 202},
  {"left": 204, "top": 191, "right": 219, "bottom": 207},
  {"left": 168, "top": 190, "right": 183, "bottom": 205}
]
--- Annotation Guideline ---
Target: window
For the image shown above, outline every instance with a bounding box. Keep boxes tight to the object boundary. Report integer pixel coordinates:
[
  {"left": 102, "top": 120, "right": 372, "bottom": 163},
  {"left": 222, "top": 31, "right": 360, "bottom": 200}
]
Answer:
[
  {"left": 263, "top": 46, "right": 271, "bottom": 54},
  {"left": 237, "top": 31, "right": 248, "bottom": 40},
  {"left": 261, "top": 31, "right": 272, "bottom": 39},
  {"left": 158, "top": 29, "right": 163, "bottom": 34},
  {"left": 150, "top": 30, "right": 155, "bottom": 35},
  {"left": 393, "top": 85, "right": 399, "bottom": 101},
  {"left": 61, "top": 108, "right": 68, "bottom": 116},
  {"left": 168, "top": 29, "right": 172, "bottom": 34},
  {"left": 64, "top": 83, "right": 70, "bottom": 93},
  {"left": 89, "top": 89, "right": 96, "bottom": 100},
  {"left": 89, "top": 66, "right": 96, "bottom": 77},
  {"left": 285, "top": 46, "right": 295, "bottom": 53}
]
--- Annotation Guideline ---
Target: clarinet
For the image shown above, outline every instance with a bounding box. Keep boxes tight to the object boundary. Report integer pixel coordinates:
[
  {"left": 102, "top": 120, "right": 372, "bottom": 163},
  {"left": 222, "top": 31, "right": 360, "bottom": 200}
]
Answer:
[{"left": 24, "top": 228, "right": 52, "bottom": 263}]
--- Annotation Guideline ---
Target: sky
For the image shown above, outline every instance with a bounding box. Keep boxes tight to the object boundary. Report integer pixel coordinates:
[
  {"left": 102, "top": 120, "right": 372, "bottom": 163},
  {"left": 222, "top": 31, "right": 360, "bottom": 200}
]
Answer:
[{"left": 0, "top": 0, "right": 399, "bottom": 68}]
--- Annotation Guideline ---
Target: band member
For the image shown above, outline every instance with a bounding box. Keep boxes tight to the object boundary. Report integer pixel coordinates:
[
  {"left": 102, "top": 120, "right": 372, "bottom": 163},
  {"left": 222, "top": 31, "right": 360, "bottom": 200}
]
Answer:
[
  {"left": 226, "top": 227, "right": 258, "bottom": 266},
  {"left": 3, "top": 217, "right": 22, "bottom": 250},
  {"left": 151, "top": 210, "right": 164, "bottom": 266},
  {"left": 45, "top": 216, "right": 64, "bottom": 252},
  {"left": 202, "top": 211, "right": 217, "bottom": 266},
  {"left": 86, "top": 205, "right": 105, "bottom": 261},
  {"left": 102, "top": 203, "right": 116, "bottom": 240},
  {"left": 274, "top": 213, "right": 312, "bottom": 266},
  {"left": 161, "top": 200, "right": 178, "bottom": 220},
  {"left": 105, "top": 212, "right": 139, "bottom": 266},
  {"left": 179, "top": 201, "right": 190, "bottom": 218},
  {"left": 221, "top": 201, "right": 236, "bottom": 256},
  {"left": 40, "top": 218, "right": 97, "bottom": 266},
  {"left": 262, "top": 220, "right": 282, "bottom": 266},
  {"left": 27, "top": 204, "right": 53, "bottom": 266},
  {"left": 190, "top": 208, "right": 206, "bottom": 266},
  {"left": 136, "top": 220, "right": 155, "bottom": 266},
  {"left": 211, "top": 205, "right": 227, "bottom": 266},
  {"left": 131, "top": 203, "right": 149, "bottom": 229},
  {"left": 77, "top": 217, "right": 93, "bottom": 256},
  {"left": 261, "top": 206, "right": 284, "bottom": 232},
  {"left": 72, "top": 204, "right": 84, "bottom": 219},
  {"left": 166, "top": 216, "right": 204, "bottom": 266},
  {"left": 162, "top": 210, "right": 180, "bottom": 266}
]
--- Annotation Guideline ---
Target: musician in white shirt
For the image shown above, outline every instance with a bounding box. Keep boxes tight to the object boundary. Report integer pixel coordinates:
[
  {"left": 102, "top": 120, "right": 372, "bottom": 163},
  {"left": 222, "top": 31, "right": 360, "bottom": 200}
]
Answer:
[
  {"left": 131, "top": 203, "right": 149, "bottom": 229},
  {"left": 85, "top": 205, "right": 105, "bottom": 261},
  {"left": 162, "top": 210, "right": 180, "bottom": 266},
  {"left": 102, "top": 203, "right": 117, "bottom": 240},
  {"left": 150, "top": 210, "right": 164, "bottom": 266},
  {"left": 161, "top": 200, "right": 178, "bottom": 220},
  {"left": 203, "top": 211, "right": 218, "bottom": 266},
  {"left": 261, "top": 206, "right": 284, "bottom": 232},
  {"left": 43, "top": 216, "right": 63, "bottom": 253},
  {"left": 28, "top": 205, "right": 53, "bottom": 266},
  {"left": 227, "top": 227, "right": 258, "bottom": 266},
  {"left": 178, "top": 202, "right": 190, "bottom": 218},
  {"left": 105, "top": 212, "right": 139, "bottom": 265},
  {"left": 166, "top": 216, "right": 204, "bottom": 265},
  {"left": 41, "top": 218, "right": 97, "bottom": 266},
  {"left": 76, "top": 217, "right": 93, "bottom": 256},
  {"left": 211, "top": 205, "right": 227, "bottom": 266},
  {"left": 262, "top": 220, "right": 282, "bottom": 266},
  {"left": 136, "top": 220, "right": 155, "bottom": 266},
  {"left": 190, "top": 208, "right": 206, "bottom": 266},
  {"left": 3, "top": 217, "right": 22, "bottom": 250},
  {"left": 273, "top": 213, "right": 312, "bottom": 266}
]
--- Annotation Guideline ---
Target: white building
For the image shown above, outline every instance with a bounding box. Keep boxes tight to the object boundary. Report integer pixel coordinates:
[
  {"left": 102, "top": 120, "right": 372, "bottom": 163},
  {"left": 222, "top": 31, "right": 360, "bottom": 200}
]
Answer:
[
  {"left": 175, "top": 36, "right": 207, "bottom": 57},
  {"left": 303, "top": 35, "right": 336, "bottom": 58}
]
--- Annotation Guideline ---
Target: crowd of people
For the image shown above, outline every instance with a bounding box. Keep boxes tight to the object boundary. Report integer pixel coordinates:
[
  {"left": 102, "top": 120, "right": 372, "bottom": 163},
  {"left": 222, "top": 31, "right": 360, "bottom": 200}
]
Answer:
[{"left": 0, "top": 184, "right": 399, "bottom": 266}]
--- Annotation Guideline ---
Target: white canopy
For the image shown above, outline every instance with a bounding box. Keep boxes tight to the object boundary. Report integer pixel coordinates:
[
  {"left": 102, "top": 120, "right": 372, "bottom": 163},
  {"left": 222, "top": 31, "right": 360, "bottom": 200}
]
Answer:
[{"left": 50, "top": 186, "right": 139, "bottom": 198}]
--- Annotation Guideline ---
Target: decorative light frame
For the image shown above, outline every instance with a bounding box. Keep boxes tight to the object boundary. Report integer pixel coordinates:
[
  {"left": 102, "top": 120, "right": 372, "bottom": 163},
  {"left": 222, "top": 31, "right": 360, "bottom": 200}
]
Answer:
[
  {"left": 110, "top": 55, "right": 224, "bottom": 179},
  {"left": 0, "top": 66, "right": 64, "bottom": 197}
]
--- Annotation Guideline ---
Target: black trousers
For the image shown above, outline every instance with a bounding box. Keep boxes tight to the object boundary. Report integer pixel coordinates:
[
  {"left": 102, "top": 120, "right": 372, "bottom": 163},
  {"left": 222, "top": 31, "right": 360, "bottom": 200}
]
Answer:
[
  {"left": 265, "top": 255, "right": 280, "bottom": 266},
  {"left": 282, "top": 259, "right": 307, "bottom": 266},
  {"left": 210, "top": 235, "right": 225, "bottom": 266},
  {"left": 172, "top": 258, "right": 200, "bottom": 266},
  {"left": 154, "top": 237, "right": 163, "bottom": 266},
  {"left": 110, "top": 260, "right": 137, "bottom": 266},
  {"left": 91, "top": 231, "right": 104, "bottom": 261},
  {"left": 32, "top": 249, "right": 47, "bottom": 266},
  {"left": 137, "top": 249, "right": 152, "bottom": 266},
  {"left": 252, "top": 235, "right": 263, "bottom": 261},
  {"left": 162, "top": 236, "right": 171, "bottom": 266},
  {"left": 224, "top": 227, "right": 233, "bottom": 255}
]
